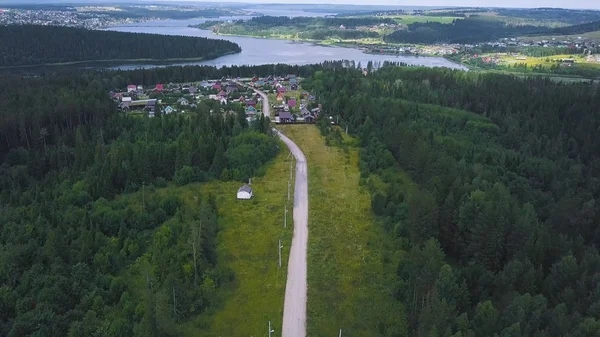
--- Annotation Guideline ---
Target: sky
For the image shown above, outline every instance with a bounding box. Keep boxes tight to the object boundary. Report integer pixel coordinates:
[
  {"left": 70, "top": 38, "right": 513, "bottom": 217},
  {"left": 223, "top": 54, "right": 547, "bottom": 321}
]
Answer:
[
  {"left": 5, "top": 0, "right": 600, "bottom": 10},
  {"left": 156, "top": 0, "right": 600, "bottom": 10}
]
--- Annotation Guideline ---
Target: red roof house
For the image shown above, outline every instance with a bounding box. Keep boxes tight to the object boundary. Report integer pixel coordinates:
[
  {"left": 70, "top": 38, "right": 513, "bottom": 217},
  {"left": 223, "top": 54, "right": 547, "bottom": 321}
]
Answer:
[{"left": 155, "top": 84, "right": 164, "bottom": 91}]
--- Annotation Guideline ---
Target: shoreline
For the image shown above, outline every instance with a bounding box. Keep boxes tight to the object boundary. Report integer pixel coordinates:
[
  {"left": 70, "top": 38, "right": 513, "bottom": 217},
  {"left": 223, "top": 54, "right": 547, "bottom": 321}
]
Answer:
[
  {"left": 0, "top": 50, "right": 241, "bottom": 70},
  {"left": 201, "top": 28, "right": 448, "bottom": 59}
]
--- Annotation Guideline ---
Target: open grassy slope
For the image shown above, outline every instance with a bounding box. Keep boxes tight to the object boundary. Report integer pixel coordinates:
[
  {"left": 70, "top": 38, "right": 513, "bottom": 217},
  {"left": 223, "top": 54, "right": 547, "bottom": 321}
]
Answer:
[
  {"left": 122, "top": 144, "right": 293, "bottom": 336},
  {"left": 278, "top": 125, "right": 408, "bottom": 337}
]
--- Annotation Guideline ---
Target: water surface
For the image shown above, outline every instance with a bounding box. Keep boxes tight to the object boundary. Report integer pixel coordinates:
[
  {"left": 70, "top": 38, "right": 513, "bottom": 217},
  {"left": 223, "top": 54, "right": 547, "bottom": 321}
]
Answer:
[{"left": 106, "top": 17, "right": 467, "bottom": 70}]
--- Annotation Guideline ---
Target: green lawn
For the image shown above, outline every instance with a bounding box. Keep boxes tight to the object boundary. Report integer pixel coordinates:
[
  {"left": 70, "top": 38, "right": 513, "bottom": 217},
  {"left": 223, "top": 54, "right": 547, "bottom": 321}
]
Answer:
[{"left": 278, "top": 125, "right": 408, "bottom": 337}]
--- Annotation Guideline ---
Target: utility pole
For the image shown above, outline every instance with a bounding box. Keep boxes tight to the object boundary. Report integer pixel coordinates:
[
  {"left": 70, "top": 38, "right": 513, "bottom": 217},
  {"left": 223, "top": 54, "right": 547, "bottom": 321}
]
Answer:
[
  {"left": 287, "top": 181, "right": 290, "bottom": 201},
  {"left": 278, "top": 239, "right": 283, "bottom": 268},
  {"left": 269, "top": 321, "right": 274, "bottom": 337},
  {"left": 339, "top": 329, "right": 342, "bottom": 337},
  {"left": 142, "top": 181, "right": 145, "bottom": 210},
  {"left": 290, "top": 160, "right": 293, "bottom": 180},
  {"left": 284, "top": 206, "right": 287, "bottom": 228}
]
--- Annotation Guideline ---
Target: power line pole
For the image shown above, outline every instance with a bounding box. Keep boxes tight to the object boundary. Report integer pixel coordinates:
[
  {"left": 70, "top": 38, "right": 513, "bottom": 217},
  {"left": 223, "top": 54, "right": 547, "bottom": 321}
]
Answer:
[
  {"left": 339, "top": 329, "right": 342, "bottom": 337},
  {"left": 278, "top": 239, "right": 283, "bottom": 268},
  {"left": 290, "top": 160, "right": 293, "bottom": 180},
  {"left": 287, "top": 180, "right": 290, "bottom": 201},
  {"left": 284, "top": 206, "right": 287, "bottom": 228},
  {"left": 269, "top": 321, "right": 274, "bottom": 337}
]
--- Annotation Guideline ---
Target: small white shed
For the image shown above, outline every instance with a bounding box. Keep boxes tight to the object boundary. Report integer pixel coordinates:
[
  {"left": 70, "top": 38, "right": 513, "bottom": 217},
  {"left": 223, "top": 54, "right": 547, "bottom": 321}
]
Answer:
[{"left": 237, "top": 184, "right": 253, "bottom": 200}]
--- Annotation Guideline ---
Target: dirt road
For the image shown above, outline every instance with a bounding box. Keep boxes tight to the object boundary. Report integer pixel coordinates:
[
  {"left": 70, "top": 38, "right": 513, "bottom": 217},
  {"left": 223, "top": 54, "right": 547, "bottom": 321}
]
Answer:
[{"left": 252, "top": 86, "right": 308, "bottom": 337}]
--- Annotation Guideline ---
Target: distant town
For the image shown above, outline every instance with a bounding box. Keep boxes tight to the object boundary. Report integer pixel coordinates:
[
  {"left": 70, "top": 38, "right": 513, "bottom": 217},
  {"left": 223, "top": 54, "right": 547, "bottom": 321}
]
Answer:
[{"left": 0, "top": 5, "right": 252, "bottom": 29}]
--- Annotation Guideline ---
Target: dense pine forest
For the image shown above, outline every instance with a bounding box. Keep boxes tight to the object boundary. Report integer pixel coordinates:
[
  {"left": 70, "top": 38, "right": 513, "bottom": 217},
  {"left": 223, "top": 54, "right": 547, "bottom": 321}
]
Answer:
[
  {"left": 0, "top": 63, "right": 320, "bottom": 336},
  {"left": 303, "top": 66, "right": 600, "bottom": 336},
  {"left": 0, "top": 25, "right": 241, "bottom": 67}
]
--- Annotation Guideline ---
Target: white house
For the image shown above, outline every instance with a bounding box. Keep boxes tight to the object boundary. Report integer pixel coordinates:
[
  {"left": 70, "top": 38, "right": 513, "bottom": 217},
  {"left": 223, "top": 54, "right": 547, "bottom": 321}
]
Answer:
[
  {"left": 121, "top": 96, "right": 132, "bottom": 102},
  {"left": 237, "top": 185, "right": 253, "bottom": 199}
]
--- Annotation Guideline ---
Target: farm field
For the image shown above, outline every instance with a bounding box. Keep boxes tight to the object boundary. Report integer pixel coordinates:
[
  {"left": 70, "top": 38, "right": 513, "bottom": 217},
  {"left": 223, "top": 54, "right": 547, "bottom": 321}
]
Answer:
[{"left": 277, "top": 125, "right": 408, "bottom": 337}]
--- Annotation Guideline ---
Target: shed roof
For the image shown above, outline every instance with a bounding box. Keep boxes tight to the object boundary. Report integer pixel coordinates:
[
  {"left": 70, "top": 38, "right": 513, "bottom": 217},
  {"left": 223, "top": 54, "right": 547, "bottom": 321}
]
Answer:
[
  {"left": 279, "top": 112, "right": 292, "bottom": 119},
  {"left": 238, "top": 184, "right": 252, "bottom": 193}
]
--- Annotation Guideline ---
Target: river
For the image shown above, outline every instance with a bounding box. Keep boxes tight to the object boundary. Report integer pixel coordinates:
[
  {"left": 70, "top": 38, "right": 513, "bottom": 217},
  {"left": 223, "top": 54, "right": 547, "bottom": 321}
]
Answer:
[{"left": 105, "top": 16, "right": 467, "bottom": 70}]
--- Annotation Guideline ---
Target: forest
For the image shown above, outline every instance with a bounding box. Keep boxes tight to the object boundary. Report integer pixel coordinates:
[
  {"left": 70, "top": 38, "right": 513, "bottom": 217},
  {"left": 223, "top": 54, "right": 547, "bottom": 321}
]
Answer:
[
  {"left": 0, "top": 25, "right": 241, "bottom": 67},
  {"left": 201, "top": 15, "right": 392, "bottom": 40},
  {"left": 384, "top": 17, "right": 548, "bottom": 44},
  {"left": 385, "top": 16, "right": 600, "bottom": 44},
  {"left": 303, "top": 65, "right": 600, "bottom": 336},
  {"left": 0, "top": 63, "right": 323, "bottom": 336}
]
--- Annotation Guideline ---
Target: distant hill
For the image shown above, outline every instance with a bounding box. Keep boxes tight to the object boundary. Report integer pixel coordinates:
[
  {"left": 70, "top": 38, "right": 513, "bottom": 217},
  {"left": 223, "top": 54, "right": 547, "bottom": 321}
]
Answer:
[{"left": 0, "top": 25, "right": 241, "bottom": 67}]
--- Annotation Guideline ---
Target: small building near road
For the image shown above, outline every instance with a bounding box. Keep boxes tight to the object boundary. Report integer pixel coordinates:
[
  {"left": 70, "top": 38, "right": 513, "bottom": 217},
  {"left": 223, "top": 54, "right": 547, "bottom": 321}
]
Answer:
[
  {"left": 237, "top": 185, "right": 253, "bottom": 199},
  {"left": 127, "top": 84, "right": 137, "bottom": 92},
  {"left": 278, "top": 111, "right": 293, "bottom": 123}
]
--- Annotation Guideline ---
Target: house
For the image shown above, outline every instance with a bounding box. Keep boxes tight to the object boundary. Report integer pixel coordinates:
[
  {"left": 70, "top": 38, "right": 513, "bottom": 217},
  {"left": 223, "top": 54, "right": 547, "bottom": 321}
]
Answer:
[
  {"left": 311, "top": 107, "right": 321, "bottom": 114},
  {"left": 164, "top": 106, "right": 174, "bottom": 114},
  {"left": 276, "top": 93, "right": 284, "bottom": 101},
  {"left": 137, "top": 85, "right": 144, "bottom": 91},
  {"left": 121, "top": 96, "right": 132, "bottom": 103},
  {"left": 237, "top": 184, "right": 253, "bottom": 199},
  {"left": 155, "top": 84, "right": 164, "bottom": 92},
  {"left": 212, "top": 82, "right": 222, "bottom": 90},
  {"left": 118, "top": 102, "right": 130, "bottom": 111},
  {"left": 188, "top": 87, "right": 197, "bottom": 94},
  {"left": 145, "top": 100, "right": 156, "bottom": 112},
  {"left": 304, "top": 115, "right": 315, "bottom": 123},
  {"left": 177, "top": 97, "right": 189, "bottom": 106},
  {"left": 245, "top": 99, "right": 256, "bottom": 107},
  {"left": 209, "top": 94, "right": 218, "bottom": 100},
  {"left": 245, "top": 106, "right": 257, "bottom": 114},
  {"left": 200, "top": 81, "right": 210, "bottom": 88},
  {"left": 277, "top": 87, "right": 286, "bottom": 94},
  {"left": 127, "top": 85, "right": 137, "bottom": 93},
  {"left": 190, "top": 103, "right": 198, "bottom": 109},
  {"left": 279, "top": 111, "right": 293, "bottom": 123},
  {"left": 290, "top": 83, "right": 299, "bottom": 90},
  {"left": 219, "top": 90, "right": 227, "bottom": 97},
  {"left": 220, "top": 97, "right": 228, "bottom": 105},
  {"left": 288, "top": 99, "right": 297, "bottom": 108}
]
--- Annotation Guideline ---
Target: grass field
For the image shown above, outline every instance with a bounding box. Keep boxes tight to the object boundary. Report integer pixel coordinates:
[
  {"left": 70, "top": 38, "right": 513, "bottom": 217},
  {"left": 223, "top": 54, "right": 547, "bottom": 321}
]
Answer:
[
  {"left": 187, "top": 145, "right": 293, "bottom": 336},
  {"left": 123, "top": 143, "right": 294, "bottom": 336},
  {"left": 278, "top": 125, "right": 407, "bottom": 337},
  {"left": 491, "top": 53, "right": 600, "bottom": 68},
  {"left": 389, "top": 15, "right": 461, "bottom": 25}
]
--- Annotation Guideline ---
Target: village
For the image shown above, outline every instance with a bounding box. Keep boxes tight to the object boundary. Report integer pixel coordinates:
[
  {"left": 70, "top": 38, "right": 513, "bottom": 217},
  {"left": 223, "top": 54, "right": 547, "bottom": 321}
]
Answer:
[{"left": 109, "top": 75, "right": 321, "bottom": 124}]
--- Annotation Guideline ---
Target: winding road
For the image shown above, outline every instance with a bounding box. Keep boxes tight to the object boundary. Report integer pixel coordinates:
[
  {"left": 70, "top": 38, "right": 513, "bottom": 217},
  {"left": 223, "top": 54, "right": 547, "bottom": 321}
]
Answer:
[{"left": 250, "top": 84, "right": 309, "bottom": 337}]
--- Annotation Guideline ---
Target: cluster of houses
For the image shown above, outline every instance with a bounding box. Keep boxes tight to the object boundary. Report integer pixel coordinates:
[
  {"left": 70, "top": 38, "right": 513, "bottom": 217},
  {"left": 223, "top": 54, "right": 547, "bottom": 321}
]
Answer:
[
  {"left": 109, "top": 76, "right": 324, "bottom": 124},
  {"left": 110, "top": 79, "right": 262, "bottom": 119},
  {"left": 273, "top": 91, "right": 321, "bottom": 124}
]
